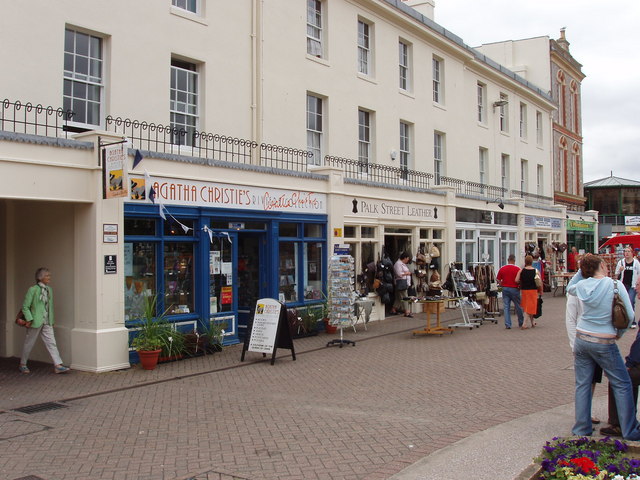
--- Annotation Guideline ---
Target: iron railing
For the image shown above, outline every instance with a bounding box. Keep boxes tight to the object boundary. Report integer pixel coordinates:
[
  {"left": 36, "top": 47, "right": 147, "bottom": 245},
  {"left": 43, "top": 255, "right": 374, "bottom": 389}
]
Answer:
[
  {"left": 0, "top": 98, "right": 557, "bottom": 206},
  {"left": 324, "top": 155, "right": 433, "bottom": 189},
  {"left": 0, "top": 99, "right": 74, "bottom": 138}
]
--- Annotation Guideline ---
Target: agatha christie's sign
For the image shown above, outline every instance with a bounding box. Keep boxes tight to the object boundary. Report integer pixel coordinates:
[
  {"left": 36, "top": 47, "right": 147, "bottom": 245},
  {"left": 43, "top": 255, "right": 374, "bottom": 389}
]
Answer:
[{"left": 128, "top": 175, "right": 326, "bottom": 214}]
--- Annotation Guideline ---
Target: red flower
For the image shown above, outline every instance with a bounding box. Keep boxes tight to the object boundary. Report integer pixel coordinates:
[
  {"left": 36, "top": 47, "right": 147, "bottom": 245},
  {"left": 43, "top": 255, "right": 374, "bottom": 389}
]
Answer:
[{"left": 568, "top": 456, "right": 599, "bottom": 474}]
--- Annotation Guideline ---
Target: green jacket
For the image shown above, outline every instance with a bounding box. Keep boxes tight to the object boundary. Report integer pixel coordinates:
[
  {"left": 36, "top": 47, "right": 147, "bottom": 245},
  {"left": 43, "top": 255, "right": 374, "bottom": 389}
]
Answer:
[{"left": 22, "top": 284, "right": 54, "bottom": 328}]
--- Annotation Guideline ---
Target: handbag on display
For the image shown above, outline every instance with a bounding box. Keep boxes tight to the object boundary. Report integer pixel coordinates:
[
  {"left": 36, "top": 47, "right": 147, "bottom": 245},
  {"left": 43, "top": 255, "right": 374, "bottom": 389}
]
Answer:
[
  {"left": 612, "top": 280, "right": 631, "bottom": 329},
  {"left": 395, "top": 278, "right": 408, "bottom": 291},
  {"left": 407, "top": 285, "right": 417, "bottom": 297},
  {"left": 15, "top": 309, "right": 32, "bottom": 328}
]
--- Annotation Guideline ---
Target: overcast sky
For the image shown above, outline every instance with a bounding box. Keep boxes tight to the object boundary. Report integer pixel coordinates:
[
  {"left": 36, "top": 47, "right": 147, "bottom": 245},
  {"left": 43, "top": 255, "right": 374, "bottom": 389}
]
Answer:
[{"left": 433, "top": 0, "right": 640, "bottom": 183}]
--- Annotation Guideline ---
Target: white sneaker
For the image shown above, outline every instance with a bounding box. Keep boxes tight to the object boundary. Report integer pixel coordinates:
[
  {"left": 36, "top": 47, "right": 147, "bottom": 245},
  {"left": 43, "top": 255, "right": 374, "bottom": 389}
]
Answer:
[{"left": 632, "top": 323, "right": 638, "bottom": 329}]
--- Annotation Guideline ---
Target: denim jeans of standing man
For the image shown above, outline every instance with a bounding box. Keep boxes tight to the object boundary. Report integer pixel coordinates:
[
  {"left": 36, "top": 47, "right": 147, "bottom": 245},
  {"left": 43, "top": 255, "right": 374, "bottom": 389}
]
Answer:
[
  {"left": 573, "top": 336, "right": 640, "bottom": 440},
  {"left": 626, "top": 286, "right": 637, "bottom": 327},
  {"left": 501, "top": 287, "right": 524, "bottom": 328}
]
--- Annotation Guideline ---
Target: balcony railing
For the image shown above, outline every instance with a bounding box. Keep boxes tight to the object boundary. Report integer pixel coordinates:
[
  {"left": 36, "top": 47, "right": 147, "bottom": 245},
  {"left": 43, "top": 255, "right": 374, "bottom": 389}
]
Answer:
[
  {"left": 0, "top": 99, "right": 74, "bottom": 138},
  {"left": 0, "top": 98, "right": 555, "bottom": 207},
  {"left": 324, "top": 155, "right": 433, "bottom": 189}
]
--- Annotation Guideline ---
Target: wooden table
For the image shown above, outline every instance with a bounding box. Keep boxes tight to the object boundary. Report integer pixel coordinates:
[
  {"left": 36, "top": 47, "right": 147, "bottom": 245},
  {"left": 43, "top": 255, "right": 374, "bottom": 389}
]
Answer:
[
  {"left": 412, "top": 300, "right": 453, "bottom": 336},
  {"left": 552, "top": 273, "right": 575, "bottom": 296}
]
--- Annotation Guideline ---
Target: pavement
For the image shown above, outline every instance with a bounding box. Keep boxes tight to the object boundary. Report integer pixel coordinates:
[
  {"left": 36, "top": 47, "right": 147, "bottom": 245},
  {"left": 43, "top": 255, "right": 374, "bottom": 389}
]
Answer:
[{"left": 0, "top": 292, "right": 635, "bottom": 480}]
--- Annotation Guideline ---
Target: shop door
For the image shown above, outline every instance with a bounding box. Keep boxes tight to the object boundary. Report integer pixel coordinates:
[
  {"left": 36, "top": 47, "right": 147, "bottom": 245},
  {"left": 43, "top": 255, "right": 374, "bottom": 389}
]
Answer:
[
  {"left": 237, "top": 232, "right": 266, "bottom": 338},
  {"left": 478, "top": 236, "right": 496, "bottom": 264},
  {"left": 208, "top": 233, "right": 237, "bottom": 341}
]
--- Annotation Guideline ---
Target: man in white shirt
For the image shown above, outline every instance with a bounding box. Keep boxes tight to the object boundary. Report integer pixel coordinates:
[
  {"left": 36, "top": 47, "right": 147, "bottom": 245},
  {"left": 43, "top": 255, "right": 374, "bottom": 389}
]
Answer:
[{"left": 615, "top": 246, "right": 640, "bottom": 328}]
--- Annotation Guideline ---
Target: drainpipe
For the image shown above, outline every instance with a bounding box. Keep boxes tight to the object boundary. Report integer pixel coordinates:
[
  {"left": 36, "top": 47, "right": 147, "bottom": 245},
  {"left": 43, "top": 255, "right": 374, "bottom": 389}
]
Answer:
[{"left": 251, "top": 0, "right": 264, "bottom": 165}]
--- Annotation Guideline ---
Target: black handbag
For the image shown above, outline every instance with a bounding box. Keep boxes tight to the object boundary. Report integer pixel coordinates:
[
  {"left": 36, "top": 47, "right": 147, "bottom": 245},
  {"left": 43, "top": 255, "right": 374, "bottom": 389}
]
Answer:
[
  {"left": 395, "top": 278, "right": 408, "bottom": 291},
  {"left": 407, "top": 285, "right": 417, "bottom": 297},
  {"left": 534, "top": 296, "right": 543, "bottom": 319}
]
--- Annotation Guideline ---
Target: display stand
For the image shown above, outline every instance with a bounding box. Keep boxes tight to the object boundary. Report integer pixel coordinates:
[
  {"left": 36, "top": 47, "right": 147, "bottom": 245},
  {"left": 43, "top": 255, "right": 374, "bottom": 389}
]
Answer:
[
  {"left": 469, "top": 262, "right": 499, "bottom": 325},
  {"left": 412, "top": 300, "right": 453, "bottom": 336},
  {"left": 326, "top": 254, "right": 356, "bottom": 348},
  {"left": 446, "top": 262, "right": 481, "bottom": 329}
]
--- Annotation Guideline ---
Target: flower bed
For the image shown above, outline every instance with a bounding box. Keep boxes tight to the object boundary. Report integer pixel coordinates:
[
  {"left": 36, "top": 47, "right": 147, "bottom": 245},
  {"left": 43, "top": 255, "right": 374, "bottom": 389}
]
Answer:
[{"left": 527, "top": 436, "right": 640, "bottom": 479}]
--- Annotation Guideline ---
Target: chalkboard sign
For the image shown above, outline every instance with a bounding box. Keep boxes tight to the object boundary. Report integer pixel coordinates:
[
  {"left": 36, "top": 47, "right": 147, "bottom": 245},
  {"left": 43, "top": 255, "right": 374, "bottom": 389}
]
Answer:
[{"left": 241, "top": 298, "right": 296, "bottom": 365}]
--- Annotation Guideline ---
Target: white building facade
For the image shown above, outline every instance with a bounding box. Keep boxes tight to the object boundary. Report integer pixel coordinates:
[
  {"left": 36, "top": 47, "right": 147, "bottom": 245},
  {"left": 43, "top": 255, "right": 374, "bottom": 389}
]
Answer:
[{"left": 1, "top": 0, "right": 565, "bottom": 371}]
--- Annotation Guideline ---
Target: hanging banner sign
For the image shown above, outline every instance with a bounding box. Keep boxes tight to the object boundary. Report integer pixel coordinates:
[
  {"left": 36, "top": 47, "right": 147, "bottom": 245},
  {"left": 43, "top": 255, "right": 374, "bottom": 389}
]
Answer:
[
  {"left": 103, "top": 144, "right": 128, "bottom": 199},
  {"left": 626, "top": 216, "right": 640, "bottom": 226},
  {"left": 525, "top": 215, "right": 562, "bottom": 230},
  {"left": 127, "top": 175, "right": 326, "bottom": 214}
]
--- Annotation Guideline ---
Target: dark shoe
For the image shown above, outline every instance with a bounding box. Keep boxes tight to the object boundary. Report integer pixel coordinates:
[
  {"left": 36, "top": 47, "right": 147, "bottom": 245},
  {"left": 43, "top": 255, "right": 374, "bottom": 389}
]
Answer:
[
  {"left": 404, "top": 314, "right": 414, "bottom": 318},
  {"left": 600, "top": 425, "right": 622, "bottom": 437},
  {"left": 19, "top": 365, "right": 30, "bottom": 374},
  {"left": 505, "top": 326, "right": 511, "bottom": 329},
  {"left": 591, "top": 417, "right": 601, "bottom": 424}
]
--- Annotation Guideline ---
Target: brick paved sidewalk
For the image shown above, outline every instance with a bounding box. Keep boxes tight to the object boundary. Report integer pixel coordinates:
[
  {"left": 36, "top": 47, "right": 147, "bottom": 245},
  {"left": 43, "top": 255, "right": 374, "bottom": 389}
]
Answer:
[{"left": 1, "top": 294, "right": 623, "bottom": 480}]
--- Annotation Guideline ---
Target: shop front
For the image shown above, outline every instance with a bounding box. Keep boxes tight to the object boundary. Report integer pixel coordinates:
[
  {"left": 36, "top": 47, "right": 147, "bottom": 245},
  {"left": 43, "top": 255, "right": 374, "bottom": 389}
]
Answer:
[
  {"left": 124, "top": 175, "right": 327, "bottom": 360},
  {"left": 566, "top": 219, "right": 596, "bottom": 253}
]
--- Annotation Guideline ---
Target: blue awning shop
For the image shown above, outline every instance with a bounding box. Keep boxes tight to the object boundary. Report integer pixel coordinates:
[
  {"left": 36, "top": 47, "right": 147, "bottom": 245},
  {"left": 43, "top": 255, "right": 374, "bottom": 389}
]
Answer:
[{"left": 124, "top": 175, "right": 327, "bottom": 362}]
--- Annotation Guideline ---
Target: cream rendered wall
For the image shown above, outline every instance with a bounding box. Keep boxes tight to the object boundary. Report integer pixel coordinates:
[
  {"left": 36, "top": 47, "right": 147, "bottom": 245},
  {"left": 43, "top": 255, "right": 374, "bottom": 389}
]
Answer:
[
  {"left": 259, "top": 0, "right": 554, "bottom": 196},
  {"left": 1, "top": 1, "right": 254, "bottom": 139}
]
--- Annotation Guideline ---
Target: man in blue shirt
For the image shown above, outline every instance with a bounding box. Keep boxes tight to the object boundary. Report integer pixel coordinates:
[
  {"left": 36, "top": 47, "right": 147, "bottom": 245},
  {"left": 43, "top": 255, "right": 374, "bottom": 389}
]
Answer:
[{"left": 600, "top": 331, "right": 640, "bottom": 436}]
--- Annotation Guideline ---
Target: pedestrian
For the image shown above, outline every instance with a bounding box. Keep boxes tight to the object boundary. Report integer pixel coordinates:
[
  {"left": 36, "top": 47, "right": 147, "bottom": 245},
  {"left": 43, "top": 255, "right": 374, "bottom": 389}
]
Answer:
[
  {"left": 614, "top": 246, "right": 640, "bottom": 328},
  {"left": 18, "top": 267, "right": 70, "bottom": 374},
  {"left": 567, "top": 246, "right": 579, "bottom": 273},
  {"left": 565, "top": 268, "right": 602, "bottom": 425},
  {"left": 567, "top": 254, "right": 640, "bottom": 440},
  {"left": 515, "top": 255, "right": 541, "bottom": 329},
  {"left": 496, "top": 254, "right": 524, "bottom": 329},
  {"left": 392, "top": 252, "right": 413, "bottom": 318}
]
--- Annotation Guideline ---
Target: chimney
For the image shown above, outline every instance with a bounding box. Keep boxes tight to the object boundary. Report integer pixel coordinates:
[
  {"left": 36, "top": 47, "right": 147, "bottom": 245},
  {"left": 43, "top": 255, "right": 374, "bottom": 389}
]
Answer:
[
  {"left": 557, "top": 27, "right": 571, "bottom": 51},
  {"left": 402, "top": 0, "right": 435, "bottom": 20}
]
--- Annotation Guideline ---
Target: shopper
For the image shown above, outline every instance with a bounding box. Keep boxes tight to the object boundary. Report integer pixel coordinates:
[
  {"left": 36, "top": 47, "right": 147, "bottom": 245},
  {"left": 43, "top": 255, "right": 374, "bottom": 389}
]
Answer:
[
  {"left": 615, "top": 246, "right": 640, "bottom": 328},
  {"left": 392, "top": 252, "right": 413, "bottom": 318},
  {"left": 567, "top": 246, "right": 579, "bottom": 273},
  {"left": 567, "top": 254, "right": 640, "bottom": 440},
  {"left": 496, "top": 254, "right": 524, "bottom": 329},
  {"left": 19, "top": 267, "right": 70, "bottom": 374},
  {"left": 515, "top": 255, "right": 541, "bottom": 329}
]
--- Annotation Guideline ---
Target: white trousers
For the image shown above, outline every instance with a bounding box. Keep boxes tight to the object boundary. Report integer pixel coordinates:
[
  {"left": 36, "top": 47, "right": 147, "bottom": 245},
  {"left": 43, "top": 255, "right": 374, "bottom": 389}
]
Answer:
[{"left": 20, "top": 324, "right": 63, "bottom": 366}]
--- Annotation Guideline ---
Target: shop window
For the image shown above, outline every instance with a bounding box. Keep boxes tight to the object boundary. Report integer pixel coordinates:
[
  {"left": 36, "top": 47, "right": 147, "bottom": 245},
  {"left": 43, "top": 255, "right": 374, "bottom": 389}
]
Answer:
[
  {"left": 279, "top": 243, "right": 299, "bottom": 303},
  {"left": 124, "top": 242, "right": 156, "bottom": 321},
  {"left": 344, "top": 226, "right": 356, "bottom": 238},
  {"left": 361, "top": 226, "right": 376, "bottom": 238},
  {"left": 209, "top": 236, "right": 233, "bottom": 314},
  {"left": 279, "top": 223, "right": 298, "bottom": 237},
  {"left": 163, "top": 218, "right": 194, "bottom": 236},
  {"left": 304, "top": 242, "right": 324, "bottom": 299},
  {"left": 433, "top": 229, "right": 443, "bottom": 239},
  {"left": 125, "top": 218, "right": 156, "bottom": 236},
  {"left": 164, "top": 242, "right": 194, "bottom": 314},
  {"left": 304, "top": 223, "right": 323, "bottom": 238},
  {"left": 420, "top": 228, "right": 429, "bottom": 239}
]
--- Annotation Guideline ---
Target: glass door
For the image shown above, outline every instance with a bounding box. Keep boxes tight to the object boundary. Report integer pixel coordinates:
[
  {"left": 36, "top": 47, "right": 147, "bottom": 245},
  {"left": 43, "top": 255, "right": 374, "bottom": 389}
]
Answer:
[
  {"left": 478, "top": 236, "right": 496, "bottom": 264},
  {"left": 208, "top": 233, "right": 236, "bottom": 340},
  {"left": 238, "top": 232, "right": 266, "bottom": 336}
]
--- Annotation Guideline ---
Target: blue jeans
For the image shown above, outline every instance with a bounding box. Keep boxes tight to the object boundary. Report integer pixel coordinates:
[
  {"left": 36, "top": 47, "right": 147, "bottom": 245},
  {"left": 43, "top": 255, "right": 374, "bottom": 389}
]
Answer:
[
  {"left": 502, "top": 287, "right": 524, "bottom": 328},
  {"left": 626, "top": 286, "right": 637, "bottom": 323},
  {"left": 573, "top": 336, "right": 640, "bottom": 440}
]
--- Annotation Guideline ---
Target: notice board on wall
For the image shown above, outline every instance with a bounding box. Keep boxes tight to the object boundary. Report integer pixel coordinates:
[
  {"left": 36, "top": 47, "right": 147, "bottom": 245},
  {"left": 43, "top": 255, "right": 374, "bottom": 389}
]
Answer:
[{"left": 241, "top": 298, "right": 295, "bottom": 365}]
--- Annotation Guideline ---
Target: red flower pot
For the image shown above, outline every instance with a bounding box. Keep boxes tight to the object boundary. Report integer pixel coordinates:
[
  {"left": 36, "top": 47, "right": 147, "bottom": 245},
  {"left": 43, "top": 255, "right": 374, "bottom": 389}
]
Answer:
[
  {"left": 324, "top": 319, "right": 338, "bottom": 334},
  {"left": 137, "top": 349, "right": 161, "bottom": 370}
]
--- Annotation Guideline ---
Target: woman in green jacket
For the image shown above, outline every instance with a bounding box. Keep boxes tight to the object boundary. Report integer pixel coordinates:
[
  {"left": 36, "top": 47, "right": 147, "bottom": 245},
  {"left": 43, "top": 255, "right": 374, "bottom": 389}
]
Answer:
[{"left": 19, "top": 267, "right": 69, "bottom": 374}]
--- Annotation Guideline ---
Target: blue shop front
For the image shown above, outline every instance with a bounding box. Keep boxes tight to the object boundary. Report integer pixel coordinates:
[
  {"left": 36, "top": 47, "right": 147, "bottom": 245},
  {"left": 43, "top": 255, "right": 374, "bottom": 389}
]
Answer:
[{"left": 124, "top": 174, "right": 327, "bottom": 361}]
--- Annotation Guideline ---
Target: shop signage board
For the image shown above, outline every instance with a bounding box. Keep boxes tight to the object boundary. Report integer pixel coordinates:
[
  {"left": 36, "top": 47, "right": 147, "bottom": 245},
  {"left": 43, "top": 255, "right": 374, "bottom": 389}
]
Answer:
[
  {"left": 345, "top": 197, "right": 442, "bottom": 222},
  {"left": 525, "top": 215, "right": 562, "bottom": 230},
  {"left": 127, "top": 175, "right": 326, "bottom": 214},
  {"left": 103, "top": 144, "right": 128, "bottom": 199},
  {"left": 241, "top": 298, "right": 296, "bottom": 365},
  {"left": 626, "top": 216, "right": 640, "bottom": 226},
  {"left": 567, "top": 220, "right": 595, "bottom": 231},
  {"left": 103, "top": 224, "right": 118, "bottom": 243}
]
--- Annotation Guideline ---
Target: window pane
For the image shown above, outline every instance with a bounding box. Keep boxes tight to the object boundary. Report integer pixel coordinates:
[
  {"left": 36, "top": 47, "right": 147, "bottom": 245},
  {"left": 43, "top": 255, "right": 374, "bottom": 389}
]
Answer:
[
  {"left": 125, "top": 242, "right": 157, "bottom": 321},
  {"left": 303, "top": 242, "right": 323, "bottom": 300},
  {"left": 280, "top": 222, "right": 298, "bottom": 237},
  {"left": 344, "top": 226, "right": 356, "bottom": 238},
  {"left": 164, "top": 242, "right": 194, "bottom": 315},
  {"left": 125, "top": 218, "right": 156, "bottom": 236},
  {"left": 304, "top": 224, "right": 323, "bottom": 237},
  {"left": 209, "top": 235, "right": 233, "bottom": 314},
  {"left": 361, "top": 226, "right": 375, "bottom": 238},
  {"left": 279, "top": 242, "right": 299, "bottom": 303}
]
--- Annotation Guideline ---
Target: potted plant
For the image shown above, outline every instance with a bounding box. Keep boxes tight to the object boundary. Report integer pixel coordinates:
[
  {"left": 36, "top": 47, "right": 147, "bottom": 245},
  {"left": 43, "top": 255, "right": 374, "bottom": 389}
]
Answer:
[
  {"left": 203, "top": 319, "right": 227, "bottom": 353},
  {"left": 130, "top": 295, "right": 172, "bottom": 370},
  {"left": 318, "top": 293, "right": 337, "bottom": 334},
  {"left": 158, "top": 327, "right": 186, "bottom": 363}
]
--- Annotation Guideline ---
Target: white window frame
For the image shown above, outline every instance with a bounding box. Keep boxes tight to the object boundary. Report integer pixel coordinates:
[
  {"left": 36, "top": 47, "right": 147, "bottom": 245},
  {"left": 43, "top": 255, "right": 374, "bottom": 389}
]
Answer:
[
  {"left": 477, "top": 82, "right": 486, "bottom": 123},
  {"left": 479, "top": 147, "right": 487, "bottom": 186},
  {"left": 537, "top": 164, "right": 543, "bottom": 196},
  {"left": 434, "top": 131, "right": 444, "bottom": 184},
  {"left": 357, "top": 20, "right": 371, "bottom": 75},
  {"left": 307, "top": 0, "right": 323, "bottom": 57},
  {"left": 307, "top": 94, "right": 323, "bottom": 165},
  {"left": 172, "top": 0, "right": 198, "bottom": 14},
  {"left": 170, "top": 59, "right": 199, "bottom": 147},
  {"left": 520, "top": 158, "right": 528, "bottom": 193},
  {"left": 358, "top": 109, "right": 371, "bottom": 169},
  {"left": 63, "top": 28, "right": 104, "bottom": 128},
  {"left": 501, "top": 154, "right": 510, "bottom": 191},
  {"left": 536, "top": 111, "right": 543, "bottom": 146},
  {"left": 499, "top": 93, "right": 508, "bottom": 133},
  {"left": 400, "top": 121, "right": 411, "bottom": 171},
  {"left": 519, "top": 103, "right": 527, "bottom": 139},
  {"left": 432, "top": 56, "right": 443, "bottom": 104},
  {"left": 399, "top": 40, "right": 410, "bottom": 91}
]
